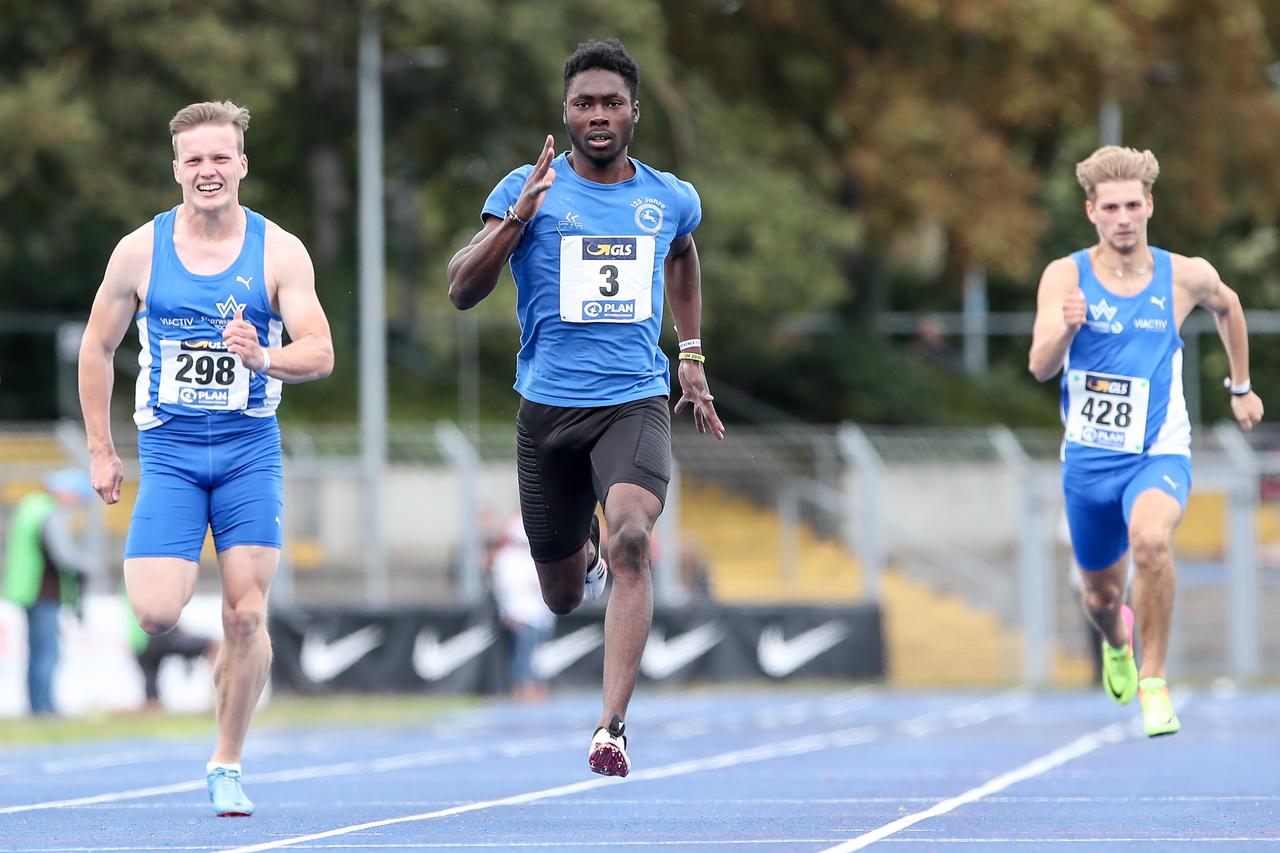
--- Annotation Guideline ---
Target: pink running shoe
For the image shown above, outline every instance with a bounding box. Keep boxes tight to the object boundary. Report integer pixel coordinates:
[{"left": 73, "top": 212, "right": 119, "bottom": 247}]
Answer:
[{"left": 588, "top": 714, "right": 630, "bottom": 777}]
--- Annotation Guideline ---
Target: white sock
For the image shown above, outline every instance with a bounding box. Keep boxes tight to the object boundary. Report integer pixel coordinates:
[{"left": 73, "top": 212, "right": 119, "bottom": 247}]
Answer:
[{"left": 207, "top": 761, "right": 242, "bottom": 774}]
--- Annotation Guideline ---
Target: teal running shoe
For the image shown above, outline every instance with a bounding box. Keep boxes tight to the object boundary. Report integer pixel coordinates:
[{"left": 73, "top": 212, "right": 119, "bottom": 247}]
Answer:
[{"left": 207, "top": 766, "right": 254, "bottom": 817}]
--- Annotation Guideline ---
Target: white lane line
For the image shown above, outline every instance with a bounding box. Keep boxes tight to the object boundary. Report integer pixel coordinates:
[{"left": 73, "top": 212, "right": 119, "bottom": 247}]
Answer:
[
  {"left": 0, "top": 689, "right": 896, "bottom": 814},
  {"left": 0, "top": 736, "right": 572, "bottom": 815},
  {"left": 2, "top": 690, "right": 872, "bottom": 780},
  {"left": 818, "top": 722, "right": 1130, "bottom": 852},
  {"left": 213, "top": 726, "right": 884, "bottom": 853},
  {"left": 22, "top": 840, "right": 1280, "bottom": 845},
  {"left": 873, "top": 840, "right": 1280, "bottom": 846},
  {"left": 212, "top": 697, "right": 1027, "bottom": 853}
]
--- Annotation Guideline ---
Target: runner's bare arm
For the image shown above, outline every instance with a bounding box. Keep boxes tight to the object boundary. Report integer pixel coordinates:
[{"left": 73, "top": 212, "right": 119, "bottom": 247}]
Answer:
[
  {"left": 1180, "top": 256, "right": 1263, "bottom": 429},
  {"left": 1028, "top": 257, "right": 1084, "bottom": 382},
  {"left": 667, "top": 235, "right": 724, "bottom": 440},
  {"left": 78, "top": 226, "right": 150, "bottom": 504},
  {"left": 448, "top": 135, "right": 558, "bottom": 310},
  {"left": 257, "top": 225, "right": 333, "bottom": 383}
]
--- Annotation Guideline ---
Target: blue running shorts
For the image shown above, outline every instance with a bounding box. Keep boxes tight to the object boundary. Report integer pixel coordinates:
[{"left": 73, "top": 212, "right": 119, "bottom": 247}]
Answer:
[
  {"left": 1062, "top": 454, "right": 1192, "bottom": 571},
  {"left": 126, "top": 414, "right": 283, "bottom": 561}
]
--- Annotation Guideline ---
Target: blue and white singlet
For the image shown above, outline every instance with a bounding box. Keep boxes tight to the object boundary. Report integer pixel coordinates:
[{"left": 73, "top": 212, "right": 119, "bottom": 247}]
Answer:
[
  {"left": 1059, "top": 246, "right": 1191, "bottom": 471},
  {"left": 133, "top": 206, "right": 284, "bottom": 429}
]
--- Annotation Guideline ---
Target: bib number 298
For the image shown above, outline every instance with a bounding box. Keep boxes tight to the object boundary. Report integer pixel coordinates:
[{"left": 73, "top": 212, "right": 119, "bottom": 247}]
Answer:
[{"left": 175, "top": 354, "right": 236, "bottom": 386}]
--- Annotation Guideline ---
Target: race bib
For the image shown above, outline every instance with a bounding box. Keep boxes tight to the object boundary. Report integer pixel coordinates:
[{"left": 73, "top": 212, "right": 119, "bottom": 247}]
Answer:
[
  {"left": 1064, "top": 369, "right": 1150, "bottom": 454},
  {"left": 157, "top": 340, "right": 249, "bottom": 411},
  {"left": 559, "top": 235, "right": 656, "bottom": 323}
]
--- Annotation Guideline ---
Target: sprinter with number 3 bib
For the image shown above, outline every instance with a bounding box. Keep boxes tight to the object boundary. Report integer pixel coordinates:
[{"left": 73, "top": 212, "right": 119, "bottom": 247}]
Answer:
[{"left": 447, "top": 39, "right": 724, "bottom": 777}]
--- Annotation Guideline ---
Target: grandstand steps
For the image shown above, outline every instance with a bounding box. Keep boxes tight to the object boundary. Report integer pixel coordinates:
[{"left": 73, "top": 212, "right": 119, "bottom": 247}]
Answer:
[
  {"left": 680, "top": 481, "right": 1091, "bottom": 686},
  {"left": 1176, "top": 492, "right": 1280, "bottom": 557}
]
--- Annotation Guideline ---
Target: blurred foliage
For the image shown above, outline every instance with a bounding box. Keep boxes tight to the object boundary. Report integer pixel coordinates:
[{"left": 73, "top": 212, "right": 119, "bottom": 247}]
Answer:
[{"left": 2, "top": 0, "right": 1278, "bottom": 426}]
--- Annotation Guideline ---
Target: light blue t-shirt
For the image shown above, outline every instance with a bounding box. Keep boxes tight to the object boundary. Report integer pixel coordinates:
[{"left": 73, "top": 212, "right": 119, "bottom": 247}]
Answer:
[
  {"left": 1059, "top": 246, "right": 1190, "bottom": 471},
  {"left": 482, "top": 153, "right": 701, "bottom": 407}
]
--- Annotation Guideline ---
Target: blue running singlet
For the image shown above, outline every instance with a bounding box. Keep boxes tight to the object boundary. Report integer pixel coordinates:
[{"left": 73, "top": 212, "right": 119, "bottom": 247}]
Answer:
[
  {"left": 133, "top": 206, "right": 284, "bottom": 430},
  {"left": 1059, "top": 246, "right": 1192, "bottom": 569},
  {"left": 1060, "top": 247, "right": 1190, "bottom": 469},
  {"left": 125, "top": 206, "right": 286, "bottom": 560}
]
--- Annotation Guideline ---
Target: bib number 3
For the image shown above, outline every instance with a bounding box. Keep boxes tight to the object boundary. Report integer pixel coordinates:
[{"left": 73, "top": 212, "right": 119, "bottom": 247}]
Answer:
[
  {"left": 559, "top": 235, "right": 656, "bottom": 323},
  {"left": 1065, "top": 370, "right": 1150, "bottom": 454}
]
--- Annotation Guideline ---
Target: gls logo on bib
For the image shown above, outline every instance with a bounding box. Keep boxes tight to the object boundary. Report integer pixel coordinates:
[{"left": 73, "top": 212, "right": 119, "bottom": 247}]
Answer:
[{"left": 583, "top": 238, "right": 636, "bottom": 259}]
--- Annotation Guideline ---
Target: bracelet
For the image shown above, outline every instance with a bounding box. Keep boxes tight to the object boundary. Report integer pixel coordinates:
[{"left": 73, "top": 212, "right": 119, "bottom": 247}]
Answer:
[
  {"left": 1224, "top": 377, "right": 1251, "bottom": 396},
  {"left": 504, "top": 204, "right": 529, "bottom": 225},
  {"left": 677, "top": 338, "right": 702, "bottom": 351},
  {"left": 260, "top": 349, "right": 272, "bottom": 374},
  {"left": 678, "top": 351, "right": 705, "bottom": 363}
]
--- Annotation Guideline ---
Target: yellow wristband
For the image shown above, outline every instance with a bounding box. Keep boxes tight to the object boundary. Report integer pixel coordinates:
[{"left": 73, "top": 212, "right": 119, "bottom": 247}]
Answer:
[{"left": 678, "top": 351, "right": 705, "bottom": 363}]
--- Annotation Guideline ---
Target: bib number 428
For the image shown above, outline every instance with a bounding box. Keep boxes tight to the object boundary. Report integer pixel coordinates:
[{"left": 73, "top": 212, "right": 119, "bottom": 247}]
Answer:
[{"left": 1079, "top": 397, "right": 1133, "bottom": 428}]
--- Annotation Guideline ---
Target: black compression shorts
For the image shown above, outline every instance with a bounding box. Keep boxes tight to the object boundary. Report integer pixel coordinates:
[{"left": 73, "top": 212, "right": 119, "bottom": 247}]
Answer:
[{"left": 515, "top": 395, "right": 671, "bottom": 562}]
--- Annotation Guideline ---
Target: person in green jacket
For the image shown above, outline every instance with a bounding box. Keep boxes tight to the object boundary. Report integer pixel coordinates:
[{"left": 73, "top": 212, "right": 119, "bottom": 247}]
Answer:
[{"left": 3, "top": 469, "right": 93, "bottom": 715}]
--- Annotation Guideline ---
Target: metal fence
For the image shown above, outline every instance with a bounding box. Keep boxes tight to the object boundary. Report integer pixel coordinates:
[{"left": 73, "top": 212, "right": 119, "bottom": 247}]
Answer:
[{"left": 3, "top": 418, "right": 1277, "bottom": 686}]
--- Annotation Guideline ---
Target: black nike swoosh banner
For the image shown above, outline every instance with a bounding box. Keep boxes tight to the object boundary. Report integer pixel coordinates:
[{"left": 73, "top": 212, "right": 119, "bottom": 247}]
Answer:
[{"left": 269, "top": 602, "right": 883, "bottom": 694}]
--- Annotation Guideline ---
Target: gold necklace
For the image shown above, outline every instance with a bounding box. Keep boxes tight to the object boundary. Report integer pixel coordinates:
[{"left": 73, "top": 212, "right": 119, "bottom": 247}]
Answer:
[{"left": 1094, "top": 248, "right": 1151, "bottom": 279}]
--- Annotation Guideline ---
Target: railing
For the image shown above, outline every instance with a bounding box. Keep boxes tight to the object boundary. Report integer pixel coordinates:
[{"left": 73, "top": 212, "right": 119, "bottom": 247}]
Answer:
[{"left": 6, "top": 418, "right": 1279, "bottom": 685}]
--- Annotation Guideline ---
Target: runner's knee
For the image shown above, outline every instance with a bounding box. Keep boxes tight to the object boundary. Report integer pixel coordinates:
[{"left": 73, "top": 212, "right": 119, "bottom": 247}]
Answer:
[
  {"left": 542, "top": 583, "right": 583, "bottom": 615},
  {"left": 222, "top": 597, "right": 267, "bottom": 642},
  {"left": 1083, "top": 583, "right": 1123, "bottom": 614},
  {"left": 1129, "top": 527, "right": 1172, "bottom": 567},
  {"left": 134, "top": 605, "right": 182, "bottom": 636},
  {"left": 607, "top": 524, "right": 651, "bottom": 575}
]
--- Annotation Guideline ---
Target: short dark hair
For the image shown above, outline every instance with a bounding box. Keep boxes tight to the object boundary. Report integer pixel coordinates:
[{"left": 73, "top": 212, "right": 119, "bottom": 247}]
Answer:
[{"left": 563, "top": 38, "right": 639, "bottom": 102}]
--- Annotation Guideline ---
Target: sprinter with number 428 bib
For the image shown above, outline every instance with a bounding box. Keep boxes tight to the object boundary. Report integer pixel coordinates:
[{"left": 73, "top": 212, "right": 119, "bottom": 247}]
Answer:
[{"left": 1028, "top": 146, "right": 1263, "bottom": 737}]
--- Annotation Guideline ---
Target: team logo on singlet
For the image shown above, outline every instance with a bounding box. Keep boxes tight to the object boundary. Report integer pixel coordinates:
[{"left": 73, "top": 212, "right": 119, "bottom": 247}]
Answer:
[
  {"left": 631, "top": 198, "right": 665, "bottom": 234},
  {"left": 1088, "top": 298, "right": 1123, "bottom": 334},
  {"left": 216, "top": 295, "right": 246, "bottom": 319}
]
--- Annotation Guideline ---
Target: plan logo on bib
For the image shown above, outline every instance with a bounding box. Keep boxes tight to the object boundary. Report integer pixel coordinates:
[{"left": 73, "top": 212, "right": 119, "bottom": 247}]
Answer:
[{"left": 582, "top": 300, "right": 636, "bottom": 321}]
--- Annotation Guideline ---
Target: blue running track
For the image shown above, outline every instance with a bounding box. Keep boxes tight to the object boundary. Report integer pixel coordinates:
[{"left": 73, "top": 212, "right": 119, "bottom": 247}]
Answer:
[{"left": 2, "top": 685, "right": 1277, "bottom": 852}]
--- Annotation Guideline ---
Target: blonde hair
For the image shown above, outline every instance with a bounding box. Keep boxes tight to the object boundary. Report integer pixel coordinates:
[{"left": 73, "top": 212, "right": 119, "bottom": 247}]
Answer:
[
  {"left": 1075, "top": 146, "right": 1160, "bottom": 200},
  {"left": 169, "top": 101, "right": 251, "bottom": 155}
]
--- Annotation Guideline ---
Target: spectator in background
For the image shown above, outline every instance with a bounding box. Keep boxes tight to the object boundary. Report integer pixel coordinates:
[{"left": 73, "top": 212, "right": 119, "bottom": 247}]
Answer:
[
  {"left": 679, "top": 536, "right": 713, "bottom": 603},
  {"left": 910, "top": 313, "right": 961, "bottom": 371},
  {"left": 2, "top": 469, "right": 94, "bottom": 715},
  {"left": 490, "top": 514, "right": 557, "bottom": 703}
]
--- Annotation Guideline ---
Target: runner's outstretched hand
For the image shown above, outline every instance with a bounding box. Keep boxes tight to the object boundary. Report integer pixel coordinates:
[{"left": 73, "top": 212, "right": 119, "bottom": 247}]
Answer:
[
  {"left": 511, "top": 135, "right": 558, "bottom": 222},
  {"left": 674, "top": 360, "right": 725, "bottom": 440}
]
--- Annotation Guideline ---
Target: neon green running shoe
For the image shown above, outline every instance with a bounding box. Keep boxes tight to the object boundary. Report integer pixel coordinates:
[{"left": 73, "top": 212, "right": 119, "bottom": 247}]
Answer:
[
  {"left": 1138, "top": 677, "right": 1181, "bottom": 737},
  {"left": 1101, "top": 604, "right": 1138, "bottom": 705}
]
